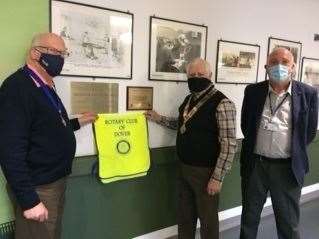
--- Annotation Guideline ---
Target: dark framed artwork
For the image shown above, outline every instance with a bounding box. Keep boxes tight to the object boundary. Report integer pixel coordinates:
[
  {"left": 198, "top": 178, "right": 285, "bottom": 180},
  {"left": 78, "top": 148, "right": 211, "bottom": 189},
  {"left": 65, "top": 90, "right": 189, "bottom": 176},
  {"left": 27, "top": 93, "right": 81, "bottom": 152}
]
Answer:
[
  {"left": 149, "top": 16, "right": 208, "bottom": 82},
  {"left": 215, "top": 40, "right": 260, "bottom": 84},
  {"left": 126, "top": 86, "right": 153, "bottom": 110},
  {"left": 50, "top": 0, "right": 134, "bottom": 79},
  {"left": 301, "top": 57, "right": 319, "bottom": 91},
  {"left": 266, "top": 37, "right": 302, "bottom": 81}
]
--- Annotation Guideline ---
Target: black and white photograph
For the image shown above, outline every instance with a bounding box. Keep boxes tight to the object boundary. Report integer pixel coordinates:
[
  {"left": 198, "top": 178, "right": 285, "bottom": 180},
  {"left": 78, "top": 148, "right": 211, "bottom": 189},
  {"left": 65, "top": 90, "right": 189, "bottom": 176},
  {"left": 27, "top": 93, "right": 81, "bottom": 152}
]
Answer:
[
  {"left": 267, "top": 37, "right": 302, "bottom": 81},
  {"left": 301, "top": 57, "right": 319, "bottom": 91},
  {"left": 215, "top": 40, "right": 260, "bottom": 84},
  {"left": 50, "top": 0, "right": 133, "bottom": 79},
  {"left": 149, "top": 16, "right": 207, "bottom": 82}
]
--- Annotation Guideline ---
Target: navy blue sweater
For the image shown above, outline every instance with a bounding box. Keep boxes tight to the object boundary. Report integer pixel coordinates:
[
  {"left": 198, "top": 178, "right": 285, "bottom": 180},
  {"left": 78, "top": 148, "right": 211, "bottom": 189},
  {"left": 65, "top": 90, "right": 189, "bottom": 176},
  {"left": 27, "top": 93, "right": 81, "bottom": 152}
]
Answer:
[{"left": 0, "top": 68, "right": 79, "bottom": 210}]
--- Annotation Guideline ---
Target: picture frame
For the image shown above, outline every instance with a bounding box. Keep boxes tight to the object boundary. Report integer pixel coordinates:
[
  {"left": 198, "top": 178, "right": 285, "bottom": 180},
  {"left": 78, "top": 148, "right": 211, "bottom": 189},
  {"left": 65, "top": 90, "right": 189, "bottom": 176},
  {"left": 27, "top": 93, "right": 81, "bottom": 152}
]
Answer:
[
  {"left": 148, "top": 16, "right": 208, "bottom": 82},
  {"left": 300, "top": 57, "right": 319, "bottom": 91},
  {"left": 266, "top": 37, "right": 302, "bottom": 81},
  {"left": 126, "top": 86, "right": 153, "bottom": 110},
  {"left": 50, "top": 0, "right": 134, "bottom": 79},
  {"left": 215, "top": 40, "right": 260, "bottom": 84}
]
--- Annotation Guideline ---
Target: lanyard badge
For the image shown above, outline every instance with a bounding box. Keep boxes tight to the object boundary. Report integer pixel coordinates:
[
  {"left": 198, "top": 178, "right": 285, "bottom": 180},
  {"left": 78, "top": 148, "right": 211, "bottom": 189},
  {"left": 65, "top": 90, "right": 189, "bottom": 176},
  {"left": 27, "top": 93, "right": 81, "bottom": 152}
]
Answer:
[{"left": 263, "top": 92, "right": 289, "bottom": 132}]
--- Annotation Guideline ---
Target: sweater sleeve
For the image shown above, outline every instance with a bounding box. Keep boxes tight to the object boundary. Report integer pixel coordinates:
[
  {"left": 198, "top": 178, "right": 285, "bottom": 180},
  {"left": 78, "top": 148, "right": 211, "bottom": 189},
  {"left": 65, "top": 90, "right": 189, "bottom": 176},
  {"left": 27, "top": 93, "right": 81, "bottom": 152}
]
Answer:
[
  {"left": 0, "top": 79, "right": 40, "bottom": 210},
  {"left": 70, "top": 118, "right": 81, "bottom": 131}
]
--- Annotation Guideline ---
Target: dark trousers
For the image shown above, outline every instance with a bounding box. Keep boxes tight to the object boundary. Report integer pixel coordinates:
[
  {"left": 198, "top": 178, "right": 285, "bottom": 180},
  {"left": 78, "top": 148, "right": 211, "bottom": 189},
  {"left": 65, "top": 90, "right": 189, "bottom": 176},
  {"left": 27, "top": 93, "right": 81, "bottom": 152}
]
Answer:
[
  {"left": 240, "top": 157, "right": 302, "bottom": 239},
  {"left": 178, "top": 163, "right": 219, "bottom": 239},
  {"left": 8, "top": 177, "right": 67, "bottom": 239}
]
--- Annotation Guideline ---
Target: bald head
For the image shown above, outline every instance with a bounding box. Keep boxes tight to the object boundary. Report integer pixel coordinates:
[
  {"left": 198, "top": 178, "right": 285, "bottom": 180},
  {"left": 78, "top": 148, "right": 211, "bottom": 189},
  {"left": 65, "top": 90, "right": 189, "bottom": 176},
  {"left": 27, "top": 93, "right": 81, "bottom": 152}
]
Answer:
[
  {"left": 31, "top": 33, "right": 66, "bottom": 50},
  {"left": 186, "top": 58, "right": 212, "bottom": 80},
  {"left": 265, "top": 47, "right": 296, "bottom": 86},
  {"left": 27, "top": 33, "right": 67, "bottom": 78},
  {"left": 267, "top": 47, "right": 295, "bottom": 68},
  {"left": 27, "top": 32, "right": 67, "bottom": 65}
]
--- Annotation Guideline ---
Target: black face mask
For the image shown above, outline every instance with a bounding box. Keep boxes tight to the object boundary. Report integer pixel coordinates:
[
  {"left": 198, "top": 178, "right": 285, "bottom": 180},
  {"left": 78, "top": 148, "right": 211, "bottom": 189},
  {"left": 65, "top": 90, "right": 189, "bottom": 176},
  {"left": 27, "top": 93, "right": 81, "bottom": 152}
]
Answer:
[
  {"left": 187, "top": 77, "right": 211, "bottom": 93},
  {"left": 39, "top": 53, "right": 64, "bottom": 77}
]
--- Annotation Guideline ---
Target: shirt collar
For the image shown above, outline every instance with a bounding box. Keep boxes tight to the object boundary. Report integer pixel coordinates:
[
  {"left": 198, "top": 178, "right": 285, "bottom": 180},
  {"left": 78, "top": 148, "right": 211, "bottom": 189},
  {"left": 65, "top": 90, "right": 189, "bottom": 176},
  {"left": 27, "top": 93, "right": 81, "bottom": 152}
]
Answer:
[{"left": 268, "top": 81, "right": 292, "bottom": 96}]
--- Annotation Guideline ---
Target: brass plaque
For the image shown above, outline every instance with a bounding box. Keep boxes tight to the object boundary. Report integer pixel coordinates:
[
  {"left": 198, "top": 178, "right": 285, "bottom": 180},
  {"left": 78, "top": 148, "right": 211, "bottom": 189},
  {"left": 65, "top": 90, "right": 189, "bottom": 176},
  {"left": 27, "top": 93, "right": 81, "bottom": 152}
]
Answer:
[
  {"left": 127, "top": 87, "right": 153, "bottom": 110},
  {"left": 71, "top": 82, "right": 118, "bottom": 114}
]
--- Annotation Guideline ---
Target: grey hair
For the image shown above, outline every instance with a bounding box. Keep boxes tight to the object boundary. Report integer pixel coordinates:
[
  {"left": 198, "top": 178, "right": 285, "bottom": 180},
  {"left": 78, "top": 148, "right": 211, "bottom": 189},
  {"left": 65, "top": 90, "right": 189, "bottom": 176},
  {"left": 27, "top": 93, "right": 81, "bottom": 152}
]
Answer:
[
  {"left": 269, "top": 47, "right": 295, "bottom": 62},
  {"left": 31, "top": 33, "right": 46, "bottom": 48},
  {"left": 186, "top": 58, "right": 212, "bottom": 76}
]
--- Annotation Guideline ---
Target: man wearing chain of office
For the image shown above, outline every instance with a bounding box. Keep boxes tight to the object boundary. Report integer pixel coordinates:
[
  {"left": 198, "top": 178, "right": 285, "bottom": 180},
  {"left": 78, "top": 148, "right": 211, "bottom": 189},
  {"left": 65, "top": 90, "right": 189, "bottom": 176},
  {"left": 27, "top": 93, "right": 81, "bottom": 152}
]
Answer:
[{"left": 145, "top": 58, "right": 237, "bottom": 239}]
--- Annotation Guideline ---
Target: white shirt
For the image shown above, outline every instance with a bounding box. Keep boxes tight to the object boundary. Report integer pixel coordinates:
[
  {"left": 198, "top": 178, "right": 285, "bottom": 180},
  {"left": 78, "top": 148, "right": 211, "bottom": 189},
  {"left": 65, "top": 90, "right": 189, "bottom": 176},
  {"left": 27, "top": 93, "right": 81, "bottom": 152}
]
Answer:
[{"left": 254, "top": 83, "right": 292, "bottom": 158}]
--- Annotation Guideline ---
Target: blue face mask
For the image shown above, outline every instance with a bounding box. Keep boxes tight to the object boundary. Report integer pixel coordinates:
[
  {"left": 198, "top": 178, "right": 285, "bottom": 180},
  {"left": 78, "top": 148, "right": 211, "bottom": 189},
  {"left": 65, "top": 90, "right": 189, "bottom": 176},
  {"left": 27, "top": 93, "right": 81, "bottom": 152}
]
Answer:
[
  {"left": 39, "top": 53, "right": 64, "bottom": 77},
  {"left": 268, "top": 64, "right": 290, "bottom": 82}
]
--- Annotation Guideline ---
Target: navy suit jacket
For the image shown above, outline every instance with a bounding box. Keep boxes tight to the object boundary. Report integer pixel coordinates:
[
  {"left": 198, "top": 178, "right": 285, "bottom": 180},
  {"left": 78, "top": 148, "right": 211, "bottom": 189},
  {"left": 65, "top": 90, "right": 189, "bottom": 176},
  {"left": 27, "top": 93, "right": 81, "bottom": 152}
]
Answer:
[{"left": 240, "top": 80, "right": 318, "bottom": 185}]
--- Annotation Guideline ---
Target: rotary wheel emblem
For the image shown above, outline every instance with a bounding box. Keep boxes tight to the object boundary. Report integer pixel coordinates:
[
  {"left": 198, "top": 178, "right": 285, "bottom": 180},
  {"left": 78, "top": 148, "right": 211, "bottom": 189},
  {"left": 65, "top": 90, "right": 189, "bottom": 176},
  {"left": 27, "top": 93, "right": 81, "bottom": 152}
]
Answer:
[{"left": 116, "top": 140, "right": 131, "bottom": 154}]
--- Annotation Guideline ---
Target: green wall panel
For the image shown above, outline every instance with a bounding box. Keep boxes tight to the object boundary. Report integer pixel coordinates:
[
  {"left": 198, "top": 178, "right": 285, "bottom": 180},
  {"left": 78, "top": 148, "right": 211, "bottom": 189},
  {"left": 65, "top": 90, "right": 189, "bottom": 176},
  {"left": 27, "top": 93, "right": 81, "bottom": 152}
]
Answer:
[
  {"left": 63, "top": 164, "right": 178, "bottom": 239},
  {"left": 0, "top": 0, "right": 49, "bottom": 81}
]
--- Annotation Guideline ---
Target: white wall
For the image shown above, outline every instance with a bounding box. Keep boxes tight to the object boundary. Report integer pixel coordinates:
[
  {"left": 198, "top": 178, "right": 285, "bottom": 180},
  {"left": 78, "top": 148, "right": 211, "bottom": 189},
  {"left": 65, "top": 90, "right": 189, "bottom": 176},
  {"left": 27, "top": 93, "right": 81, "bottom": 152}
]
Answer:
[
  {"left": 55, "top": 0, "right": 319, "bottom": 153},
  {"left": 204, "top": 0, "right": 319, "bottom": 138}
]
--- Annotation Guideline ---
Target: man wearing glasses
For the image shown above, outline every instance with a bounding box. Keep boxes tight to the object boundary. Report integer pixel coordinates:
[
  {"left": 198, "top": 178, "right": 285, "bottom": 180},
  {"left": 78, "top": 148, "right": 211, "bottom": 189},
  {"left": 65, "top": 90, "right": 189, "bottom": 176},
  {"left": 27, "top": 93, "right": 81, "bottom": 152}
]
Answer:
[{"left": 0, "top": 33, "right": 97, "bottom": 239}]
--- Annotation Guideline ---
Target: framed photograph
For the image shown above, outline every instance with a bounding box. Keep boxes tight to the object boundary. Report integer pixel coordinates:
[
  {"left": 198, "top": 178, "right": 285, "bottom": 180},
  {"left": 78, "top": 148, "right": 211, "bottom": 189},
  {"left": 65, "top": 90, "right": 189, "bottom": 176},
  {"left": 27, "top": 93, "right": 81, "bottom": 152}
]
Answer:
[
  {"left": 301, "top": 57, "right": 319, "bottom": 91},
  {"left": 215, "top": 40, "right": 260, "bottom": 84},
  {"left": 50, "top": 0, "right": 133, "bottom": 79},
  {"left": 266, "top": 37, "right": 302, "bottom": 81},
  {"left": 149, "top": 16, "right": 207, "bottom": 82},
  {"left": 127, "top": 87, "right": 153, "bottom": 110}
]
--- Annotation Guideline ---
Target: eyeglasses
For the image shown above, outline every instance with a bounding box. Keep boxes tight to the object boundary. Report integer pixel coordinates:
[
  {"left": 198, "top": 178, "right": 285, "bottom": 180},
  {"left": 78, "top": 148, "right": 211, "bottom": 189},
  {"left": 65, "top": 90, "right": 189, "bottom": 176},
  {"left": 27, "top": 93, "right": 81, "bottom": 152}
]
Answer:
[{"left": 34, "top": 46, "right": 70, "bottom": 58}]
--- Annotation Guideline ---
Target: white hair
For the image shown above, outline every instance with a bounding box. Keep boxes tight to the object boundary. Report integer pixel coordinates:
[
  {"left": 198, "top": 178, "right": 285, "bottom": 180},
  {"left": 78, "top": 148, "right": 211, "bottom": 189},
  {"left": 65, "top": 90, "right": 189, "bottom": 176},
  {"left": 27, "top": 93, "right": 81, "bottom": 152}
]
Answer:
[{"left": 186, "top": 58, "right": 212, "bottom": 76}]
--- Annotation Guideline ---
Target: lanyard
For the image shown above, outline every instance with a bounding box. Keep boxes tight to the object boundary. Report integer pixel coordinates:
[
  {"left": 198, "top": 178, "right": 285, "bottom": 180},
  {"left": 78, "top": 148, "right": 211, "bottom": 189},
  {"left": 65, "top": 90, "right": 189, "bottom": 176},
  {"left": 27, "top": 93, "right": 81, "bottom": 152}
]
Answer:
[
  {"left": 268, "top": 92, "right": 289, "bottom": 117},
  {"left": 23, "top": 66, "right": 66, "bottom": 126}
]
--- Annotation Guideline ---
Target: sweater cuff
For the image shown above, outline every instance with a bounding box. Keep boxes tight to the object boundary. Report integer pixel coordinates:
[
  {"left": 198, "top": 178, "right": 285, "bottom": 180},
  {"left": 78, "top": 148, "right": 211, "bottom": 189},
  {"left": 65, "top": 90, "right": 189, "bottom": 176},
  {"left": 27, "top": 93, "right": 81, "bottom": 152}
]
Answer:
[
  {"left": 17, "top": 190, "right": 41, "bottom": 210},
  {"left": 70, "top": 118, "right": 81, "bottom": 131}
]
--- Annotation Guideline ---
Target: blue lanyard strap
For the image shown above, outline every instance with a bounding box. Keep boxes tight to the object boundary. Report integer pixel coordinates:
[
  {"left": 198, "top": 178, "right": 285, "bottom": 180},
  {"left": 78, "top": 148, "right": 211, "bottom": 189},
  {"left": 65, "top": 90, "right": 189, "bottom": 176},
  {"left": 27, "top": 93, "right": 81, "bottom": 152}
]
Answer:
[{"left": 23, "top": 66, "right": 64, "bottom": 115}]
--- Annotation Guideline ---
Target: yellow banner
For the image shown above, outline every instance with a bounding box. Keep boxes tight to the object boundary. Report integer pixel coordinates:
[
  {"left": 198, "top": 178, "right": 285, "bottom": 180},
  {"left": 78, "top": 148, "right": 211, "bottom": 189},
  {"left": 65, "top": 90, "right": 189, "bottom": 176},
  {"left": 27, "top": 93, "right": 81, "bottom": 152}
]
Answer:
[{"left": 94, "top": 113, "right": 150, "bottom": 183}]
